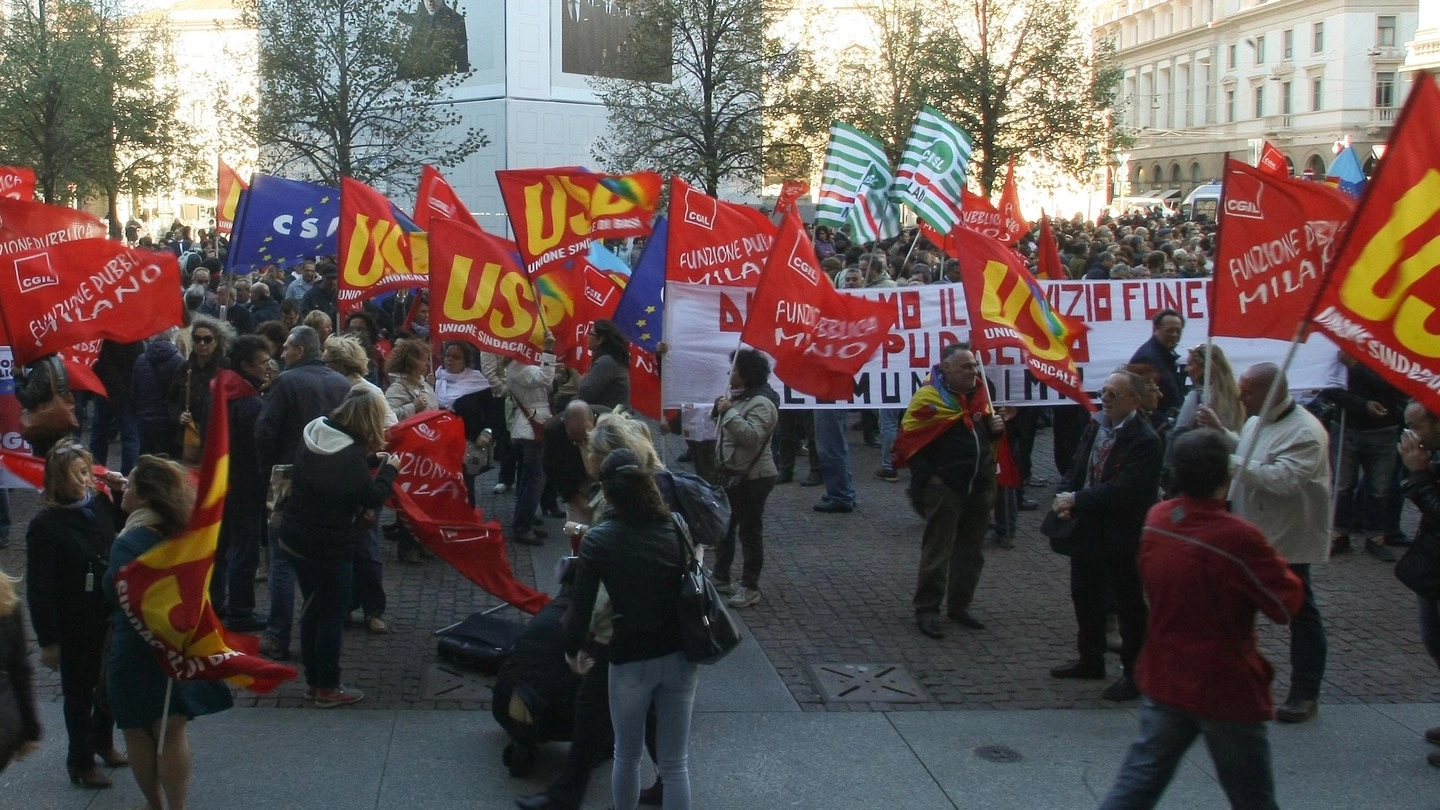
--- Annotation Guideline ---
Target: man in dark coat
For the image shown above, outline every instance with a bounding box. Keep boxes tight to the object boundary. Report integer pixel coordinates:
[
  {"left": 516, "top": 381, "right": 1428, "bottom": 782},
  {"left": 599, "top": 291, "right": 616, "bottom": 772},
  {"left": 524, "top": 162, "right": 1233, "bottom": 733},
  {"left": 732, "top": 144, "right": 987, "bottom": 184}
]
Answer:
[
  {"left": 212, "top": 336, "right": 273, "bottom": 631},
  {"left": 1129, "top": 308, "right": 1186, "bottom": 416},
  {"left": 254, "top": 325, "right": 352, "bottom": 659},
  {"left": 1049, "top": 370, "right": 1163, "bottom": 702},
  {"left": 88, "top": 339, "right": 143, "bottom": 474},
  {"left": 131, "top": 332, "right": 184, "bottom": 457}
]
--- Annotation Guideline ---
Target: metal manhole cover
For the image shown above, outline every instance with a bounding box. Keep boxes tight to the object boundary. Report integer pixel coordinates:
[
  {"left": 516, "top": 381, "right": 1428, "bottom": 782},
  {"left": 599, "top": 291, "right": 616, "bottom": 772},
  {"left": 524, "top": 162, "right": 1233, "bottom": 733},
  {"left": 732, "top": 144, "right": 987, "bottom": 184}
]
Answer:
[
  {"left": 420, "top": 662, "right": 493, "bottom": 701},
  {"left": 807, "top": 662, "right": 930, "bottom": 703},
  {"left": 974, "top": 744, "right": 1023, "bottom": 763}
]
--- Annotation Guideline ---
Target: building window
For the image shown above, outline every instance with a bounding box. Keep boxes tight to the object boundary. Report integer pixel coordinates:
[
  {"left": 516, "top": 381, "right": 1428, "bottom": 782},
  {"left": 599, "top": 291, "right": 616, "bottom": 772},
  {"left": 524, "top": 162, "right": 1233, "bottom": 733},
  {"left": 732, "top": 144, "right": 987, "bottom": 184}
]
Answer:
[
  {"left": 1282, "top": 81, "right": 1292, "bottom": 114},
  {"left": 1255, "top": 36, "right": 1266, "bottom": 65},
  {"left": 1312, "top": 77, "right": 1323, "bottom": 110},
  {"left": 1226, "top": 89, "right": 1236, "bottom": 122},
  {"left": 1378, "top": 16, "right": 1397, "bottom": 48},
  {"left": 1228, "top": 43, "right": 1236, "bottom": 69},
  {"left": 1283, "top": 29, "right": 1294, "bottom": 58},
  {"left": 1191, "top": 162, "right": 1202, "bottom": 186},
  {"left": 1254, "top": 85, "right": 1265, "bottom": 118},
  {"left": 1376, "top": 72, "right": 1397, "bottom": 108},
  {"left": 1313, "top": 22, "right": 1324, "bottom": 53}
]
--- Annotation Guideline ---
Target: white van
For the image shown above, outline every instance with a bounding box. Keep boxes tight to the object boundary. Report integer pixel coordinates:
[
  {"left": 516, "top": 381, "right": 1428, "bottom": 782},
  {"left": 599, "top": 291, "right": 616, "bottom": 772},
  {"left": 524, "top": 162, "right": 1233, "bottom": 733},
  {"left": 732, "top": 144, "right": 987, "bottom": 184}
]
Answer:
[{"left": 1180, "top": 183, "right": 1222, "bottom": 222}]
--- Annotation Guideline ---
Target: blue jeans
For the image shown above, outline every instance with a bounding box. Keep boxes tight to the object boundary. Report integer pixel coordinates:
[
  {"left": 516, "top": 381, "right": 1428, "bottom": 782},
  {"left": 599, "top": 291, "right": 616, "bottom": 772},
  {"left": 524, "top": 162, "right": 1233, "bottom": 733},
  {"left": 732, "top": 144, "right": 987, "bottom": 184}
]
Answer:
[
  {"left": 88, "top": 397, "right": 140, "bottom": 476},
  {"left": 214, "top": 505, "right": 263, "bottom": 619},
  {"left": 1101, "top": 697, "right": 1277, "bottom": 810},
  {"left": 266, "top": 527, "right": 297, "bottom": 649},
  {"left": 1418, "top": 595, "right": 1440, "bottom": 670},
  {"left": 610, "top": 651, "right": 697, "bottom": 810},
  {"left": 1332, "top": 425, "right": 1399, "bottom": 534},
  {"left": 812, "top": 409, "right": 855, "bottom": 506},
  {"left": 877, "top": 408, "right": 902, "bottom": 473},
  {"left": 510, "top": 439, "right": 544, "bottom": 537},
  {"left": 290, "top": 556, "right": 354, "bottom": 690}
]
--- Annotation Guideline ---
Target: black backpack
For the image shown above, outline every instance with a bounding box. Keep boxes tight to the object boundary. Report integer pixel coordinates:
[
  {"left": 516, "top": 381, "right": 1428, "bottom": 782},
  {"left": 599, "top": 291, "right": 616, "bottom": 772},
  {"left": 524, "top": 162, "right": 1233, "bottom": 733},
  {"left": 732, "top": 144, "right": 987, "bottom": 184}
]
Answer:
[{"left": 656, "top": 470, "right": 731, "bottom": 549}]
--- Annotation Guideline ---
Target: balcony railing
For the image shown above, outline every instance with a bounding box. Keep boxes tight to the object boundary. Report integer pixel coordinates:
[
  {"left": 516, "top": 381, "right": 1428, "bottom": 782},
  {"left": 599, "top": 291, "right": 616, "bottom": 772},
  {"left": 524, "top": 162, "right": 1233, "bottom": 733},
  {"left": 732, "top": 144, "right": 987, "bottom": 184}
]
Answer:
[
  {"left": 1372, "top": 107, "right": 1398, "bottom": 126},
  {"left": 1263, "top": 114, "right": 1292, "bottom": 133}
]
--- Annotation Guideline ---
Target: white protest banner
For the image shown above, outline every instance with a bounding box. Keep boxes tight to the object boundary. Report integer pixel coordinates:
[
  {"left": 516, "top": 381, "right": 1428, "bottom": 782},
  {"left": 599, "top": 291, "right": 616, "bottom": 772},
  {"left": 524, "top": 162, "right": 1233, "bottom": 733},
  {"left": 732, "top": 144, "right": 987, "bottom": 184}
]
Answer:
[{"left": 662, "top": 279, "right": 1346, "bottom": 408}]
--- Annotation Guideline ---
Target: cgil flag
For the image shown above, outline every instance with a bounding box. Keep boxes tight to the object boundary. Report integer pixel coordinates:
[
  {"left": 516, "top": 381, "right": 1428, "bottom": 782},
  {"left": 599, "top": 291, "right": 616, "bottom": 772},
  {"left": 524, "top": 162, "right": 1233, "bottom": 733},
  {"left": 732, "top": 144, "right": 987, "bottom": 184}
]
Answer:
[
  {"left": 216, "top": 159, "right": 248, "bottom": 234},
  {"left": 814, "top": 122, "right": 895, "bottom": 231},
  {"left": 952, "top": 227, "right": 1095, "bottom": 411},
  {"left": 996, "top": 158, "right": 1029, "bottom": 245},
  {"left": 1211, "top": 158, "right": 1355, "bottom": 341},
  {"left": 774, "top": 179, "right": 809, "bottom": 216},
  {"left": 0, "top": 165, "right": 37, "bottom": 201},
  {"left": 337, "top": 176, "right": 428, "bottom": 316},
  {"left": 895, "top": 105, "right": 974, "bottom": 233},
  {"left": 113, "top": 370, "right": 297, "bottom": 693},
  {"left": 413, "top": 165, "right": 482, "bottom": 232},
  {"left": 225, "top": 174, "right": 340, "bottom": 272},
  {"left": 1257, "top": 141, "right": 1290, "bottom": 177},
  {"left": 665, "top": 176, "right": 777, "bottom": 285},
  {"left": 1307, "top": 72, "right": 1440, "bottom": 417},
  {"left": 740, "top": 211, "right": 897, "bottom": 402}
]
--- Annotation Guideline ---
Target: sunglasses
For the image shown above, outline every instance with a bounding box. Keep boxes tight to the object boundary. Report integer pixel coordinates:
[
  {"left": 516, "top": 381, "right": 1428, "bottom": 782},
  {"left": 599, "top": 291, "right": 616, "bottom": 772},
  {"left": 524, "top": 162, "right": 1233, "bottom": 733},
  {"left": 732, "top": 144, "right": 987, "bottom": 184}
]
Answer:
[{"left": 193, "top": 335, "right": 215, "bottom": 344}]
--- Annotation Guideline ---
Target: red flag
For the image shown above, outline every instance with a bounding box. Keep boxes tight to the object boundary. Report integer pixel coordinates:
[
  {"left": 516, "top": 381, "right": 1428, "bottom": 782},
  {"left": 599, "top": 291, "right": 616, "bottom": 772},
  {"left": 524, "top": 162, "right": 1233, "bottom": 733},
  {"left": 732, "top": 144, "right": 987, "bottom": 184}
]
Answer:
[
  {"left": 996, "top": 159, "right": 1029, "bottom": 244},
  {"left": 497, "top": 167, "right": 660, "bottom": 277},
  {"left": 413, "top": 165, "right": 482, "bottom": 232},
  {"left": 958, "top": 188, "right": 1006, "bottom": 240},
  {"left": 1308, "top": 72, "right": 1440, "bottom": 416},
  {"left": 114, "top": 371, "right": 297, "bottom": 693},
  {"left": 952, "top": 227, "right": 1096, "bottom": 410},
  {"left": 59, "top": 339, "right": 106, "bottom": 397},
  {"left": 774, "top": 179, "right": 809, "bottom": 216},
  {"left": 338, "top": 177, "right": 428, "bottom": 315},
  {"left": 0, "top": 239, "right": 183, "bottom": 365},
  {"left": 428, "top": 219, "right": 548, "bottom": 364},
  {"left": 1035, "top": 213, "right": 1067, "bottom": 280},
  {"left": 1212, "top": 158, "right": 1355, "bottom": 340},
  {"left": 740, "top": 211, "right": 896, "bottom": 401},
  {"left": 386, "top": 410, "right": 550, "bottom": 613},
  {"left": 216, "top": 159, "right": 248, "bottom": 234},
  {"left": 0, "top": 196, "right": 105, "bottom": 260},
  {"left": 665, "top": 177, "right": 777, "bottom": 285},
  {"left": 629, "top": 346, "right": 661, "bottom": 420},
  {"left": 0, "top": 166, "right": 36, "bottom": 201},
  {"left": 1257, "top": 141, "right": 1290, "bottom": 176}
]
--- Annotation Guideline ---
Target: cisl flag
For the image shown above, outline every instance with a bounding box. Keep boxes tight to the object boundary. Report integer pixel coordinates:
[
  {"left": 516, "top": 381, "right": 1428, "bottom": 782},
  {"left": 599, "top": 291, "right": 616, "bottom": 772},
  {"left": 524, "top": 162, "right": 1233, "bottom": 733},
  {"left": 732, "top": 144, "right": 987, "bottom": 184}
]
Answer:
[
  {"left": 953, "top": 226, "right": 1095, "bottom": 410},
  {"left": 740, "top": 211, "right": 896, "bottom": 401},
  {"left": 428, "top": 218, "right": 548, "bottom": 364},
  {"left": 1212, "top": 158, "right": 1354, "bottom": 341},
  {"left": 338, "top": 176, "right": 428, "bottom": 315},
  {"left": 666, "top": 176, "right": 776, "bottom": 285},
  {"left": 1309, "top": 72, "right": 1440, "bottom": 414}
]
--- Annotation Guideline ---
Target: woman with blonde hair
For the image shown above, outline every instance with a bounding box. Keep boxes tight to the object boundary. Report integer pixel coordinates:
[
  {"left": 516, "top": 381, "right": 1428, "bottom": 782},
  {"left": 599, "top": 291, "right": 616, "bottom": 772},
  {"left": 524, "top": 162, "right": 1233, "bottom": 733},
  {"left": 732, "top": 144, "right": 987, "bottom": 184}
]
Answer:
[
  {"left": 0, "top": 566, "right": 41, "bottom": 772},
  {"left": 104, "top": 455, "right": 232, "bottom": 810},
  {"left": 384, "top": 337, "right": 437, "bottom": 421},
  {"left": 26, "top": 441, "right": 129, "bottom": 787},
  {"left": 1176, "top": 343, "right": 1244, "bottom": 432},
  {"left": 279, "top": 388, "right": 401, "bottom": 705}
]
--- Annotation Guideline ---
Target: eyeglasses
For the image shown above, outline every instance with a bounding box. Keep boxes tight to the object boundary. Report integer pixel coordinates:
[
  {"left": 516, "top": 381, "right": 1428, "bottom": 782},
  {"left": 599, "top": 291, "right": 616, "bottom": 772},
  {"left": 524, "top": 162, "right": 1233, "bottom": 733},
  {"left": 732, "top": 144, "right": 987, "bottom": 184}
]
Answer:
[{"left": 193, "top": 335, "right": 215, "bottom": 345}]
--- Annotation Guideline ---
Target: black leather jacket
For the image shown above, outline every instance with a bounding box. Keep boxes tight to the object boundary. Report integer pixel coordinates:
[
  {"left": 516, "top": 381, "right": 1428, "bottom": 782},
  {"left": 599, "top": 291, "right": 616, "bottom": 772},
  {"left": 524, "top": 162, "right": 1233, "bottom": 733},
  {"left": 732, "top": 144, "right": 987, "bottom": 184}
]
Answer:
[{"left": 564, "top": 515, "right": 685, "bottom": 665}]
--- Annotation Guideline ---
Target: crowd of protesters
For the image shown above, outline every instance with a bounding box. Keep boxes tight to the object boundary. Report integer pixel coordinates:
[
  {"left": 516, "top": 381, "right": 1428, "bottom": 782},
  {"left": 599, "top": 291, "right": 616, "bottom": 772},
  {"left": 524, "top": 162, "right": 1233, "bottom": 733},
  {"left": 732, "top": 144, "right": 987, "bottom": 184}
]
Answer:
[{"left": 5, "top": 202, "right": 1440, "bottom": 810}]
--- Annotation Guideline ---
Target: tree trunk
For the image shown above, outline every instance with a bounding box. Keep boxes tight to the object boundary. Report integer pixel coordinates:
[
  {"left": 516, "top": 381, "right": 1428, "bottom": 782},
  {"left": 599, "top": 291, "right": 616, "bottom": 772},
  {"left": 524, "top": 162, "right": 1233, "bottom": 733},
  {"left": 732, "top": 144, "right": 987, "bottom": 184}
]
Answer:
[{"left": 107, "top": 189, "right": 122, "bottom": 240}]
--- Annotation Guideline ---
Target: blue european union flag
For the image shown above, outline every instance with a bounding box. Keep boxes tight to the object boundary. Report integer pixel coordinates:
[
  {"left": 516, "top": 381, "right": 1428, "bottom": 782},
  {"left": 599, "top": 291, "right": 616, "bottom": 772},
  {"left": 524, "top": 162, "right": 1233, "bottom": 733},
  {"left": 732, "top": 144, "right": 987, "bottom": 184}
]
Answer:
[
  {"left": 1326, "top": 146, "right": 1367, "bottom": 198},
  {"left": 612, "top": 217, "right": 666, "bottom": 353},
  {"left": 225, "top": 174, "right": 341, "bottom": 272}
]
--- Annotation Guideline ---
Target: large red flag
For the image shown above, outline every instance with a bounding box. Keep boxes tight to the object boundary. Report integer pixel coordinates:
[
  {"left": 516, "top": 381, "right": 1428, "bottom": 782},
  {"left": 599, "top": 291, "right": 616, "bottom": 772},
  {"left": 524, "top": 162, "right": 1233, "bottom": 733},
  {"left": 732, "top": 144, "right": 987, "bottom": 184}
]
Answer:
[
  {"left": 113, "top": 370, "right": 297, "bottom": 693},
  {"left": 958, "top": 188, "right": 1006, "bottom": 240},
  {"left": 497, "top": 167, "right": 660, "bottom": 276},
  {"left": 413, "top": 165, "right": 482, "bottom": 232},
  {"left": 1257, "top": 141, "right": 1290, "bottom": 177},
  {"left": 774, "top": 179, "right": 809, "bottom": 216},
  {"left": 952, "top": 227, "right": 1096, "bottom": 410},
  {"left": 1212, "top": 158, "right": 1355, "bottom": 341},
  {"left": 338, "top": 177, "right": 428, "bottom": 315},
  {"left": 0, "top": 238, "right": 182, "bottom": 365},
  {"left": 996, "top": 159, "right": 1029, "bottom": 245},
  {"left": 740, "top": 211, "right": 896, "bottom": 401},
  {"left": 428, "top": 218, "right": 548, "bottom": 364},
  {"left": 216, "top": 160, "right": 248, "bottom": 234},
  {"left": 1308, "top": 72, "right": 1440, "bottom": 415},
  {"left": 665, "top": 176, "right": 777, "bottom": 285},
  {"left": 0, "top": 166, "right": 36, "bottom": 200},
  {"left": 0, "top": 196, "right": 105, "bottom": 260},
  {"left": 1035, "top": 213, "right": 1067, "bottom": 280},
  {"left": 386, "top": 410, "right": 550, "bottom": 613}
]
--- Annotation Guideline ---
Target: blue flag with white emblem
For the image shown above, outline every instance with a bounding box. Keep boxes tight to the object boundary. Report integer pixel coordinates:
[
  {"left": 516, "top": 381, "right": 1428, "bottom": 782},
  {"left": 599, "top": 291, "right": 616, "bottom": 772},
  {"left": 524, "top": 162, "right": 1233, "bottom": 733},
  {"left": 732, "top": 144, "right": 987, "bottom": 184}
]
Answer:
[
  {"left": 612, "top": 217, "right": 666, "bottom": 353},
  {"left": 225, "top": 174, "right": 340, "bottom": 272}
]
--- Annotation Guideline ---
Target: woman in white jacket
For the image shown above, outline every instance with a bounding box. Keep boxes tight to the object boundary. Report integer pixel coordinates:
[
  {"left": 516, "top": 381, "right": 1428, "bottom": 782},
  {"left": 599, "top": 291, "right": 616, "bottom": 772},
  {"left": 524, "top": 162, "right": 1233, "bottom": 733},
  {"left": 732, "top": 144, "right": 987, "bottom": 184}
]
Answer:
[{"left": 505, "top": 333, "right": 557, "bottom": 545}]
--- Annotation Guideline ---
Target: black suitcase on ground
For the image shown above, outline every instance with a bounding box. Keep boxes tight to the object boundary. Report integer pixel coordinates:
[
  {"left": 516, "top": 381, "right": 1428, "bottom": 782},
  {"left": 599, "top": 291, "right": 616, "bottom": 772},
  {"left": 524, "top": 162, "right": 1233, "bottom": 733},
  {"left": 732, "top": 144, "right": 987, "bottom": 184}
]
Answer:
[{"left": 436, "top": 612, "right": 526, "bottom": 674}]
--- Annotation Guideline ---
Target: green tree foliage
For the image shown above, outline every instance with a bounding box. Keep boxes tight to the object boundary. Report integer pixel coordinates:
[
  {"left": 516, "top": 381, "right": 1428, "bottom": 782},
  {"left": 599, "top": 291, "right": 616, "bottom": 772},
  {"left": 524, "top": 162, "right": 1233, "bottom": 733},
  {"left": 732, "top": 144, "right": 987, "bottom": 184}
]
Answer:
[
  {"left": 589, "top": 0, "right": 804, "bottom": 196},
  {"left": 241, "top": 0, "right": 488, "bottom": 191}
]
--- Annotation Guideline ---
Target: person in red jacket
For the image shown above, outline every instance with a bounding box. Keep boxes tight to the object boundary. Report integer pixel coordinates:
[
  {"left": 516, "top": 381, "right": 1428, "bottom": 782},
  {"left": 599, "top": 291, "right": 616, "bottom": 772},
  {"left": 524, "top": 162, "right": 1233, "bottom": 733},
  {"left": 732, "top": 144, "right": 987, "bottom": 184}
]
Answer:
[{"left": 1101, "top": 428, "right": 1304, "bottom": 810}]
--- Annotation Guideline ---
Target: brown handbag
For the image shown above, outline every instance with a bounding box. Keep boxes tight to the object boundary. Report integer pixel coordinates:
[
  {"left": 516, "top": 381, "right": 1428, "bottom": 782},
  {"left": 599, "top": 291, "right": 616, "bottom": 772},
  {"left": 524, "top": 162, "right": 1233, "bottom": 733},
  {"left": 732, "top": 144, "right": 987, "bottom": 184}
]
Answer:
[
  {"left": 180, "top": 368, "right": 202, "bottom": 465},
  {"left": 19, "top": 391, "right": 78, "bottom": 446}
]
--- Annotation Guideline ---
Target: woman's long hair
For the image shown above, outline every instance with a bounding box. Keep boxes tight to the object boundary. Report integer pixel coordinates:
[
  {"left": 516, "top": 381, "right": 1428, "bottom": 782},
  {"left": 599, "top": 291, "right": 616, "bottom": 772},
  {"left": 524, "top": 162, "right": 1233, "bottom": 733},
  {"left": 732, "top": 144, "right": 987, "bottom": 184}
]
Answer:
[
  {"left": 188, "top": 314, "right": 235, "bottom": 364},
  {"left": 600, "top": 448, "right": 670, "bottom": 523},
  {"left": 129, "top": 455, "right": 196, "bottom": 537},
  {"left": 589, "top": 319, "right": 630, "bottom": 366},
  {"left": 586, "top": 409, "right": 661, "bottom": 478},
  {"left": 329, "top": 387, "right": 389, "bottom": 452},
  {"left": 40, "top": 440, "right": 94, "bottom": 508},
  {"left": 1189, "top": 343, "right": 1244, "bottom": 431}
]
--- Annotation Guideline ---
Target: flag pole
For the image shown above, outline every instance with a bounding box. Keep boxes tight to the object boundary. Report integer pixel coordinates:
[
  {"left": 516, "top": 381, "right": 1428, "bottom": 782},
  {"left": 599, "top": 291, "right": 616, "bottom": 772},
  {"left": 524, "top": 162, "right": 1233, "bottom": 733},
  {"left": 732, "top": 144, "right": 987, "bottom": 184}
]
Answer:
[
  {"left": 156, "top": 679, "right": 174, "bottom": 756},
  {"left": 1226, "top": 321, "right": 1307, "bottom": 500}
]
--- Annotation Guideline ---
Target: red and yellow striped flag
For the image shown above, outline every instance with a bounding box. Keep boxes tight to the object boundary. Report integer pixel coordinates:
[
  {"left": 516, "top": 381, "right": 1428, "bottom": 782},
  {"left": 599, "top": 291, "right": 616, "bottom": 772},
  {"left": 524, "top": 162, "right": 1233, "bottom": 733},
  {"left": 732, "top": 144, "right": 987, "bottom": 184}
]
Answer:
[
  {"left": 113, "top": 370, "right": 296, "bottom": 693},
  {"left": 216, "top": 159, "right": 248, "bottom": 234}
]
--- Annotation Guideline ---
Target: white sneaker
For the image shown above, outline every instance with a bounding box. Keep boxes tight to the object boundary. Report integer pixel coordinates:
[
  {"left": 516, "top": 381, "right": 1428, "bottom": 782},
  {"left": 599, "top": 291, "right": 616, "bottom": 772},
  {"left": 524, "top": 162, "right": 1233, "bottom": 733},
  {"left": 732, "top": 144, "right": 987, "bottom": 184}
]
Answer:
[
  {"left": 492, "top": 483, "right": 510, "bottom": 494},
  {"left": 728, "top": 586, "right": 761, "bottom": 608}
]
